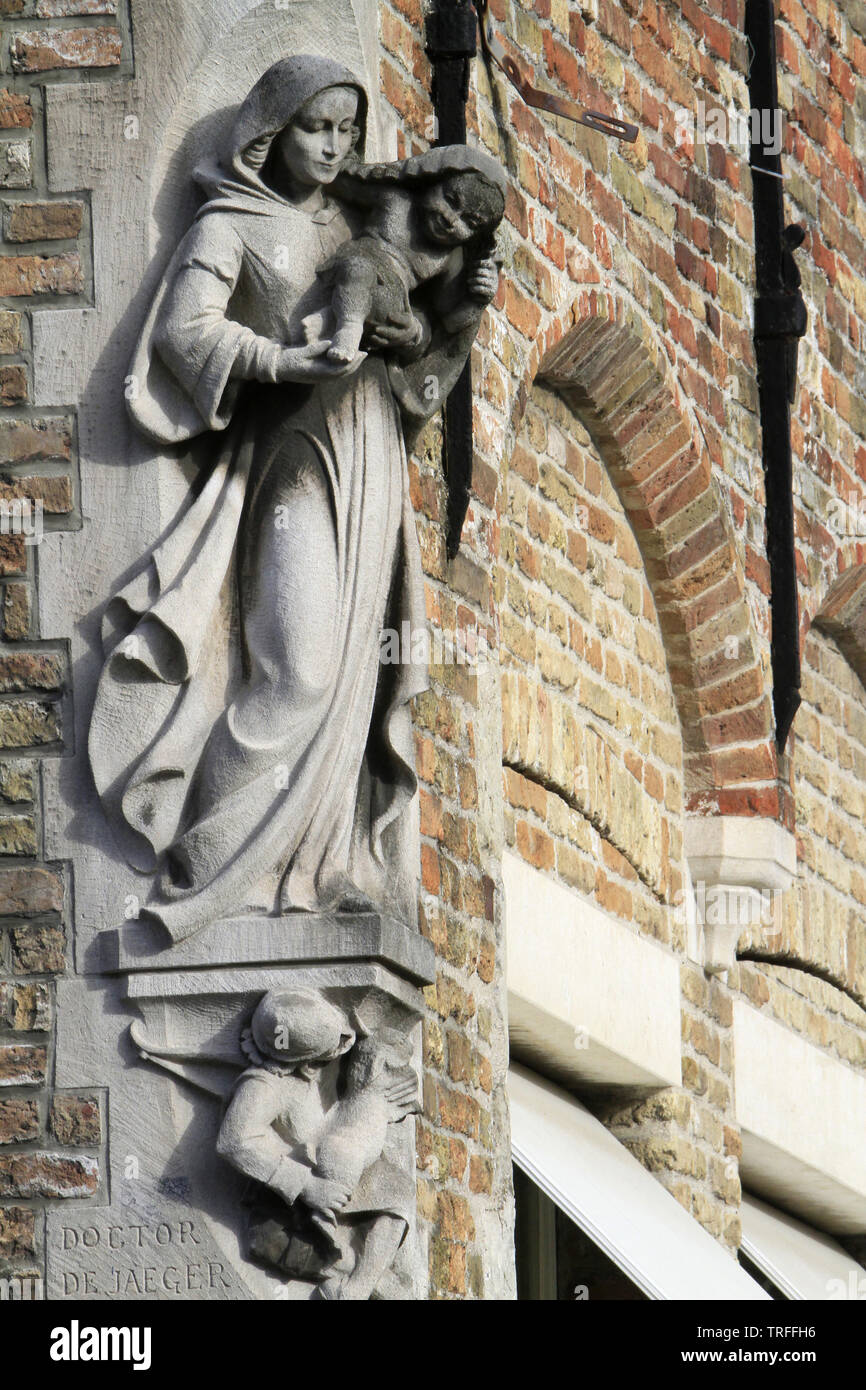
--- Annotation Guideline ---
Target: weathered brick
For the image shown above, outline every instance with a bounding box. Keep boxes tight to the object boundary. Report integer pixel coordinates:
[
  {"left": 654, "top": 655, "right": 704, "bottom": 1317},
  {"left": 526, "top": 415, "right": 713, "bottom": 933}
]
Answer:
[
  {"left": 0, "top": 311, "right": 22, "bottom": 355},
  {"left": 0, "top": 91, "right": 32, "bottom": 131},
  {"left": 0, "top": 142, "right": 31, "bottom": 190},
  {"left": 0, "top": 1205, "right": 35, "bottom": 1259},
  {"left": 0, "top": 1096, "right": 40, "bottom": 1144},
  {"left": 0, "top": 759, "right": 32, "bottom": 802},
  {"left": 0, "top": 1044, "right": 46, "bottom": 1086},
  {"left": 10, "top": 28, "right": 122, "bottom": 72},
  {"left": 0, "top": 253, "right": 84, "bottom": 297},
  {"left": 438, "top": 1084, "right": 480, "bottom": 1138},
  {"left": 0, "top": 698, "right": 61, "bottom": 746},
  {"left": 0, "top": 814, "right": 37, "bottom": 856},
  {"left": 51, "top": 1095, "right": 100, "bottom": 1146},
  {"left": 0, "top": 364, "right": 27, "bottom": 405},
  {"left": 3, "top": 582, "right": 30, "bottom": 639},
  {"left": 4, "top": 200, "right": 84, "bottom": 243},
  {"left": 0, "top": 1151, "right": 98, "bottom": 1198},
  {"left": 436, "top": 1190, "right": 475, "bottom": 1243},
  {"left": 468, "top": 1154, "right": 493, "bottom": 1194},
  {"left": 0, "top": 534, "right": 26, "bottom": 575},
  {"left": 35, "top": 0, "right": 117, "bottom": 13},
  {"left": 0, "top": 865, "right": 63, "bottom": 915},
  {"left": 10, "top": 922, "right": 65, "bottom": 973},
  {"left": 429, "top": 1234, "right": 466, "bottom": 1296},
  {"left": 0, "top": 473, "right": 73, "bottom": 513},
  {"left": 0, "top": 417, "right": 72, "bottom": 464},
  {"left": 0, "top": 980, "right": 50, "bottom": 1030},
  {"left": 0, "top": 654, "right": 64, "bottom": 694}
]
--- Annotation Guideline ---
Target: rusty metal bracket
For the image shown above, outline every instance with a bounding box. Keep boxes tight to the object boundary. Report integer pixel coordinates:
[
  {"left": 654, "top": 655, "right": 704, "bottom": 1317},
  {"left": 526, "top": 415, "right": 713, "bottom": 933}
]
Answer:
[{"left": 473, "top": 0, "right": 639, "bottom": 142}]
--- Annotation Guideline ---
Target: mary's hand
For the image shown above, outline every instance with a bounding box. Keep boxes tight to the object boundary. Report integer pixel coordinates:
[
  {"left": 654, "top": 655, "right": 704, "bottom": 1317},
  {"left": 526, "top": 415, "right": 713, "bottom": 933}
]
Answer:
[
  {"left": 276, "top": 341, "right": 366, "bottom": 382},
  {"left": 364, "top": 308, "right": 425, "bottom": 352}
]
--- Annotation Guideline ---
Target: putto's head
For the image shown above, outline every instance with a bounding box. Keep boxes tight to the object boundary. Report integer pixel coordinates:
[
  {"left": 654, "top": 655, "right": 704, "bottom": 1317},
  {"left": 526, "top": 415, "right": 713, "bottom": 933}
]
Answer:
[
  {"left": 250, "top": 989, "right": 355, "bottom": 1067},
  {"left": 420, "top": 171, "right": 505, "bottom": 246},
  {"left": 271, "top": 84, "right": 361, "bottom": 189}
]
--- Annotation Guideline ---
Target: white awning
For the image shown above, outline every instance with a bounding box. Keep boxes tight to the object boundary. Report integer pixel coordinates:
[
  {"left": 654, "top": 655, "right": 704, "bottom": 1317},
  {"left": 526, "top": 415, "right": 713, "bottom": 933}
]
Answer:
[
  {"left": 741, "top": 1194, "right": 865, "bottom": 1300},
  {"left": 508, "top": 1063, "right": 769, "bottom": 1300}
]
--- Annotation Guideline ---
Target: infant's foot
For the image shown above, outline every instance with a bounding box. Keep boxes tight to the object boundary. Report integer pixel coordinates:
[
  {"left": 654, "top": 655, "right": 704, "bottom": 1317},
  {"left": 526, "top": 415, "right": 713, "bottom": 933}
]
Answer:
[{"left": 327, "top": 324, "right": 363, "bottom": 363}]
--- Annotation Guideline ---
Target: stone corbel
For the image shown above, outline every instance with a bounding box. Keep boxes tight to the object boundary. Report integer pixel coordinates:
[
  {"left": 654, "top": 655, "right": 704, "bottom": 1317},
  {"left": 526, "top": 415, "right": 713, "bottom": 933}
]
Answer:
[{"left": 684, "top": 816, "right": 797, "bottom": 977}]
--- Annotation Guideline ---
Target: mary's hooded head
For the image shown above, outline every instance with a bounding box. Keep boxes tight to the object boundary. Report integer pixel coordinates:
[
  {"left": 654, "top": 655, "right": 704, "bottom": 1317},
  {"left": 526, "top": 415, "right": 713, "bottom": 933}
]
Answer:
[{"left": 196, "top": 55, "right": 368, "bottom": 205}]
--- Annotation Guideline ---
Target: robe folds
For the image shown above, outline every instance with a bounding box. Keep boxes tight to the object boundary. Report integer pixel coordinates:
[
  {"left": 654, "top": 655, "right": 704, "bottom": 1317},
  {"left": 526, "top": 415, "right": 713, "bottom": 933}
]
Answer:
[{"left": 88, "top": 59, "right": 483, "bottom": 942}]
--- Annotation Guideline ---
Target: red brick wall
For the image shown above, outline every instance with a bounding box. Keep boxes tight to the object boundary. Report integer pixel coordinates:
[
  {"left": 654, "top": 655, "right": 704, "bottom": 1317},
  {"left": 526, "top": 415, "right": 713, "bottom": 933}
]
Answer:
[{"left": 378, "top": 0, "right": 866, "bottom": 1294}]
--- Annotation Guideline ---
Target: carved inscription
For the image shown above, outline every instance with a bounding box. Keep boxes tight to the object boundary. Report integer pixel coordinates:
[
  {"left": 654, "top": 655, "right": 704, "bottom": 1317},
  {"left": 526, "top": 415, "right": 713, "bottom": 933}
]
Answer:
[{"left": 54, "top": 1219, "right": 234, "bottom": 1299}]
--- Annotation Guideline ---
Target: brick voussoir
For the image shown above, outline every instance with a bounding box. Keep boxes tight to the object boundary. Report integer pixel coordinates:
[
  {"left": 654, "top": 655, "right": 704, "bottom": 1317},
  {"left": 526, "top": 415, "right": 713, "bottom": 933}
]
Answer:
[
  {"left": 660, "top": 574, "right": 747, "bottom": 637},
  {"left": 672, "top": 618, "right": 755, "bottom": 671},
  {"left": 656, "top": 485, "right": 724, "bottom": 547},
  {"left": 582, "top": 356, "right": 660, "bottom": 423},
  {"left": 698, "top": 700, "right": 775, "bottom": 749},
  {"left": 575, "top": 330, "right": 640, "bottom": 399},
  {"left": 635, "top": 445, "right": 706, "bottom": 511},
  {"left": 581, "top": 340, "right": 649, "bottom": 410},
  {"left": 607, "top": 381, "right": 678, "bottom": 450},
  {"left": 709, "top": 742, "right": 778, "bottom": 786},
  {"left": 664, "top": 519, "right": 732, "bottom": 583},
  {"left": 623, "top": 418, "right": 697, "bottom": 484},
  {"left": 677, "top": 665, "right": 768, "bottom": 719}
]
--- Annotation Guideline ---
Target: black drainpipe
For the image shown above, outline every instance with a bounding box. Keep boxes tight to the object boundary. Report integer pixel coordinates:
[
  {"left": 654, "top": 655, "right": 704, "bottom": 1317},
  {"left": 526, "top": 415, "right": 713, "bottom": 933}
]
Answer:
[
  {"left": 744, "top": 0, "right": 808, "bottom": 750},
  {"left": 425, "top": 0, "right": 479, "bottom": 559}
]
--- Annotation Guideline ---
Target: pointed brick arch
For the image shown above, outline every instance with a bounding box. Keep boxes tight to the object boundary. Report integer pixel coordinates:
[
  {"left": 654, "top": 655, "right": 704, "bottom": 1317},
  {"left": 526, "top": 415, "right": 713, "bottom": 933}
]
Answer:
[{"left": 504, "top": 292, "right": 782, "bottom": 820}]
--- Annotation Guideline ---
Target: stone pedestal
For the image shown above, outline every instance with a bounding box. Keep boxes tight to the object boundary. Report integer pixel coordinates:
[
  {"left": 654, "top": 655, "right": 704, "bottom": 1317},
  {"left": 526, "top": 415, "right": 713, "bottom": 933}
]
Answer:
[{"left": 46, "top": 914, "right": 434, "bottom": 1301}]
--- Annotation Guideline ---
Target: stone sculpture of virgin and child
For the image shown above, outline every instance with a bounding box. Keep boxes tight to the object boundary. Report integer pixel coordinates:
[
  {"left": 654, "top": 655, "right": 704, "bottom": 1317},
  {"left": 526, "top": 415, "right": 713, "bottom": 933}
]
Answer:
[{"left": 88, "top": 55, "right": 506, "bottom": 945}]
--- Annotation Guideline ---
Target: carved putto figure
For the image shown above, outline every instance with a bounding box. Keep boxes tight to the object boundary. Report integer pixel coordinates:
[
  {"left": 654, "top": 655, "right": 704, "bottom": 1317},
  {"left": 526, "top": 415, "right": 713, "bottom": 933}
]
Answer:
[
  {"left": 89, "top": 55, "right": 505, "bottom": 943},
  {"left": 217, "top": 989, "right": 419, "bottom": 1299}
]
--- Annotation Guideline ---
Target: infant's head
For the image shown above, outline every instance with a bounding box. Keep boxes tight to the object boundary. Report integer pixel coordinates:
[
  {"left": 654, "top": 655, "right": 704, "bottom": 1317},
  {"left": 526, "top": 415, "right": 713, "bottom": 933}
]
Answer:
[
  {"left": 420, "top": 171, "right": 505, "bottom": 247},
  {"left": 249, "top": 989, "right": 354, "bottom": 1067}
]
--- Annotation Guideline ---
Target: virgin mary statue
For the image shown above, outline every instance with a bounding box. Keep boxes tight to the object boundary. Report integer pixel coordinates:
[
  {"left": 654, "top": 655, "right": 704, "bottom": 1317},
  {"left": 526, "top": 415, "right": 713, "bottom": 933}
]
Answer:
[{"left": 88, "top": 55, "right": 504, "bottom": 944}]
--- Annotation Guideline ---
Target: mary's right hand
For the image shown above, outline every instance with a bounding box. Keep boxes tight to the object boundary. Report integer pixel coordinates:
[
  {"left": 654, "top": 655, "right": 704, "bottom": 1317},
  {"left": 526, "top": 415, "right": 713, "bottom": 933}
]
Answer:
[{"left": 276, "top": 341, "right": 366, "bottom": 383}]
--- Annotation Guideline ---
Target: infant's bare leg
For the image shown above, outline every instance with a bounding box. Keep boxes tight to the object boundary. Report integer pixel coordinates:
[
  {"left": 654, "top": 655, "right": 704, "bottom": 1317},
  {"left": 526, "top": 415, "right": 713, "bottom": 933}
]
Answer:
[
  {"left": 336, "top": 1213, "right": 405, "bottom": 1300},
  {"left": 328, "top": 257, "right": 378, "bottom": 362}
]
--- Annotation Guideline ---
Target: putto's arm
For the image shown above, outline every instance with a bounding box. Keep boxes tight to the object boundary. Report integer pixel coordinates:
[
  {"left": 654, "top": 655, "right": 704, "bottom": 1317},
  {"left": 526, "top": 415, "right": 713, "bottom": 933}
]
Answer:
[{"left": 217, "top": 1071, "right": 309, "bottom": 1206}]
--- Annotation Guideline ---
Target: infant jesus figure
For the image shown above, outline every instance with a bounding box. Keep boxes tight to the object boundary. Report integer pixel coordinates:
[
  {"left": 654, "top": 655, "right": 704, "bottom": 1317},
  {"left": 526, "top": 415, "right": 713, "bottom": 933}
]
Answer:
[{"left": 302, "top": 145, "right": 507, "bottom": 365}]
